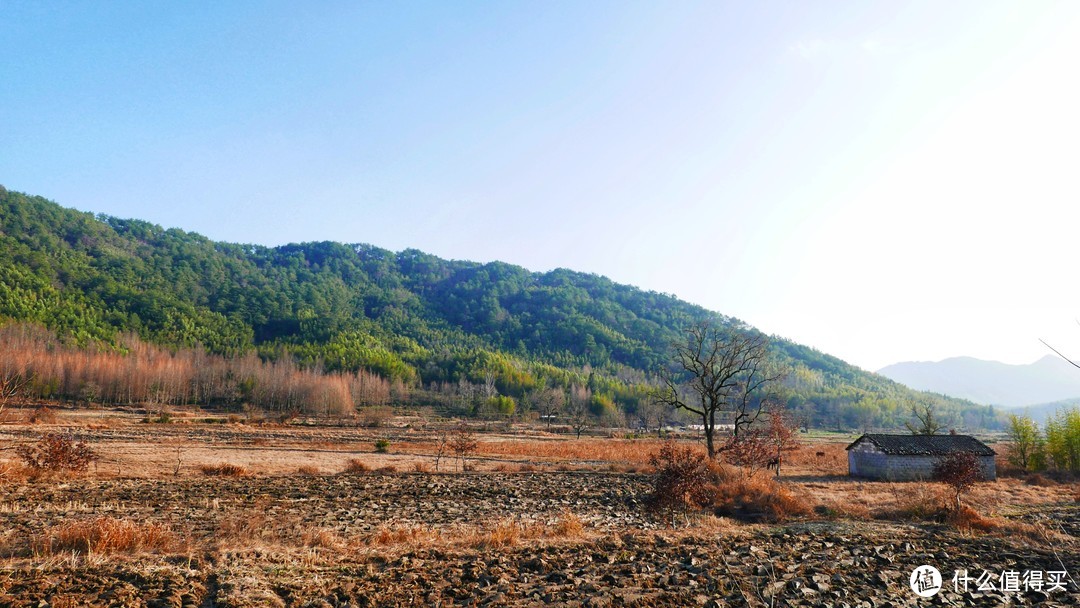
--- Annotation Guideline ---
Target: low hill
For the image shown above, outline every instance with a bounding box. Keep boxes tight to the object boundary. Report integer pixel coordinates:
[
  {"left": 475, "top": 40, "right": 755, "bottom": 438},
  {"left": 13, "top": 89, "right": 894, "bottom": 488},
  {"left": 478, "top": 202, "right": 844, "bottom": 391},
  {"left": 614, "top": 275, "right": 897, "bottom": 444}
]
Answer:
[{"left": 0, "top": 185, "right": 992, "bottom": 430}]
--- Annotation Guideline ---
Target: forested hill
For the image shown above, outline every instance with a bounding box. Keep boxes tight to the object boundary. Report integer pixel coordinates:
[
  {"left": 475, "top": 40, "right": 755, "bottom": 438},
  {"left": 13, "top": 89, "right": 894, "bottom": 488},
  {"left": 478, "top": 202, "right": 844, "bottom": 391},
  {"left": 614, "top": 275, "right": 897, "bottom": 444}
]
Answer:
[{"left": 0, "top": 186, "right": 996, "bottom": 430}]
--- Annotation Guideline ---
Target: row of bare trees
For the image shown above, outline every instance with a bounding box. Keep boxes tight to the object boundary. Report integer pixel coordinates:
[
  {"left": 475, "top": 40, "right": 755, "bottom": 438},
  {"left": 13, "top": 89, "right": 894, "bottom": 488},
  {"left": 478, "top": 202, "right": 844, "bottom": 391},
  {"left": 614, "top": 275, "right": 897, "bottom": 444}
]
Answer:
[{"left": 0, "top": 322, "right": 391, "bottom": 415}]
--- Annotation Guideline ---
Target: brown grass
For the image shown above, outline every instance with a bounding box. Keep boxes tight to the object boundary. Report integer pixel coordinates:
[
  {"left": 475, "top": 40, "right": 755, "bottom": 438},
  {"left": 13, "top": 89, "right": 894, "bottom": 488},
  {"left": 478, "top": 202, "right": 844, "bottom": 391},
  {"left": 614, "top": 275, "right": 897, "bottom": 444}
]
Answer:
[
  {"left": 296, "top": 465, "right": 322, "bottom": 476},
  {"left": 709, "top": 471, "right": 813, "bottom": 523},
  {"left": 0, "top": 461, "right": 29, "bottom": 483},
  {"left": 366, "top": 525, "right": 437, "bottom": 547},
  {"left": 198, "top": 463, "right": 249, "bottom": 477},
  {"left": 474, "top": 438, "right": 668, "bottom": 464},
  {"left": 947, "top": 506, "right": 999, "bottom": 532},
  {"left": 475, "top": 511, "right": 587, "bottom": 549},
  {"left": 342, "top": 458, "right": 370, "bottom": 474},
  {"left": 39, "top": 517, "right": 179, "bottom": 555}
]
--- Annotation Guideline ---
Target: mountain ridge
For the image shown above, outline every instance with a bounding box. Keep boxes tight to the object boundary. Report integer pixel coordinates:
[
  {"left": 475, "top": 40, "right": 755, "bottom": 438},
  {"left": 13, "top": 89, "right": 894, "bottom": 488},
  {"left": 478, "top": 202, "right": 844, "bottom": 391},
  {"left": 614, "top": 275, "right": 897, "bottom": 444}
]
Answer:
[
  {"left": 877, "top": 354, "right": 1080, "bottom": 408},
  {"left": 0, "top": 186, "right": 995, "bottom": 430}
]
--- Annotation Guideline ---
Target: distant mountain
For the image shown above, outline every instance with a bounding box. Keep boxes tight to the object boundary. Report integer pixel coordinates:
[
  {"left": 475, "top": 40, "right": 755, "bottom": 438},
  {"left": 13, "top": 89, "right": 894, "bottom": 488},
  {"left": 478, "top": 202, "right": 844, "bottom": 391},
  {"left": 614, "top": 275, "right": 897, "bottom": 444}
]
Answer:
[{"left": 877, "top": 355, "right": 1080, "bottom": 408}]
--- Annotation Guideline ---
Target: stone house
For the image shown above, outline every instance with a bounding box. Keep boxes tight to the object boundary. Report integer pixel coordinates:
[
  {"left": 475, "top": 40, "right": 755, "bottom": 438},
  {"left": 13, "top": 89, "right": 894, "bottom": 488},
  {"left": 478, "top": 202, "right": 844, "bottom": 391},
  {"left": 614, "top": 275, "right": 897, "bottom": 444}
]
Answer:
[{"left": 846, "top": 433, "right": 996, "bottom": 481}]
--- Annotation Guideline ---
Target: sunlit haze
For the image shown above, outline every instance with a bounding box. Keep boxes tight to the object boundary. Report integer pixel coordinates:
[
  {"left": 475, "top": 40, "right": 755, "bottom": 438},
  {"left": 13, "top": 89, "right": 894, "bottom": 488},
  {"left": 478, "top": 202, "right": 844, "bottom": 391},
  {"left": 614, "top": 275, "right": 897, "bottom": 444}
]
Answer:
[{"left": 3, "top": 1, "right": 1079, "bottom": 371}]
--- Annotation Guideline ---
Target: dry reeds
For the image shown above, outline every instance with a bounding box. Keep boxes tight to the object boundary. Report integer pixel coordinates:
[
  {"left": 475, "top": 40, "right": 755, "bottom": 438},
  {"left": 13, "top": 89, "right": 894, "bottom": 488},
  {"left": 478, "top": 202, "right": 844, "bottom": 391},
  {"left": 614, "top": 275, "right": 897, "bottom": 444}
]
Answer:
[
  {"left": 475, "top": 512, "right": 587, "bottom": 549},
  {"left": 39, "top": 517, "right": 178, "bottom": 555},
  {"left": 198, "top": 463, "right": 249, "bottom": 477}
]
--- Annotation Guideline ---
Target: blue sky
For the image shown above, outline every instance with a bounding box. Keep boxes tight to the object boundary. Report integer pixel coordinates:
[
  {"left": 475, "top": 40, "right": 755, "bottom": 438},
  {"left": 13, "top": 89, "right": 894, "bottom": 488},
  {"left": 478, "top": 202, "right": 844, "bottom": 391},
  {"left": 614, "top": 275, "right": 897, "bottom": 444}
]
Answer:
[{"left": 3, "top": 1, "right": 1080, "bottom": 371}]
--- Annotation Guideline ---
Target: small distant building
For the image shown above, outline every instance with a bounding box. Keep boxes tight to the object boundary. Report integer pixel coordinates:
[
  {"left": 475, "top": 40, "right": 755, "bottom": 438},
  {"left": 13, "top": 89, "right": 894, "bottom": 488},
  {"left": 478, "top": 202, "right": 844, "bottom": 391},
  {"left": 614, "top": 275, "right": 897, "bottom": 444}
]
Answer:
[{"left": 846, "top": 433, "right": 996, "bottom": 481}]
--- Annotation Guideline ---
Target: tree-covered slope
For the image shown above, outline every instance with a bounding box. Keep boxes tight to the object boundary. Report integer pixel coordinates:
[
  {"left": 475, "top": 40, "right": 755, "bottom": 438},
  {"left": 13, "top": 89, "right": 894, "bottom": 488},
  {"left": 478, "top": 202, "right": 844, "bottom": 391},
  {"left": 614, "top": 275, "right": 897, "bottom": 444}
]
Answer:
[{"left": 0, "top": 186, "right": 995, "bottom": 429}]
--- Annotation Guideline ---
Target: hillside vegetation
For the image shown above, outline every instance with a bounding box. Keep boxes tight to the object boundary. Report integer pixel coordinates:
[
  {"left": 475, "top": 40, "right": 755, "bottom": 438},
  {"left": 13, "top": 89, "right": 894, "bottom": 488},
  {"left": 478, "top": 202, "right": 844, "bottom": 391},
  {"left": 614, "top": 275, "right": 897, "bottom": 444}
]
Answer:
[{"left": 0, "top": 186, "right": 995, "bottom": 430}]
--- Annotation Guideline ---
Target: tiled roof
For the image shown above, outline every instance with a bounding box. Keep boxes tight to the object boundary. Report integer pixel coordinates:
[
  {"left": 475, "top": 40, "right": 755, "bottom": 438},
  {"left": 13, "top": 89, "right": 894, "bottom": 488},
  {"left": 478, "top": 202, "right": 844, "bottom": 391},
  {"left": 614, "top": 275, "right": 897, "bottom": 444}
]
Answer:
[{"left": 845, "top": 433, "right": 995, "bottom": 456}]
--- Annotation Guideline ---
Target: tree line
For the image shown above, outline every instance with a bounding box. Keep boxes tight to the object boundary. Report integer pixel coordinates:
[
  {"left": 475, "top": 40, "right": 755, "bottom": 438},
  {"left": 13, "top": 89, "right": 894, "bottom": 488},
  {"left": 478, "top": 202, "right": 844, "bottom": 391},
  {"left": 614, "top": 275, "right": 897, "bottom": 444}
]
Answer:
[{"left": 0, "top": 322, "right": 390, "bottom": 415}]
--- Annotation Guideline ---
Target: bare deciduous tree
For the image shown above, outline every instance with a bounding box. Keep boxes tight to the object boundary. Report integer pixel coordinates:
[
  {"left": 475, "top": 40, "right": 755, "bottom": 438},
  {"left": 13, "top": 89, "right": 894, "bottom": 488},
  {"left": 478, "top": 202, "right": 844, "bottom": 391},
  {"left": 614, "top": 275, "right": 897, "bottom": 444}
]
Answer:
[
  {"left": 654, "top": 321, "right": 784, "bottom": 459},
  {"left": 905, "top": 401, "right": 943, "bottom": 436},
  {"left": 0, "top": 369, "right": 30, "bottom": 418},
  {"left": 449, "top": 423, "right": 478, "bottom": 471},
  {"left": 534, "top": 386, "right": 564, "bottom": 430}
]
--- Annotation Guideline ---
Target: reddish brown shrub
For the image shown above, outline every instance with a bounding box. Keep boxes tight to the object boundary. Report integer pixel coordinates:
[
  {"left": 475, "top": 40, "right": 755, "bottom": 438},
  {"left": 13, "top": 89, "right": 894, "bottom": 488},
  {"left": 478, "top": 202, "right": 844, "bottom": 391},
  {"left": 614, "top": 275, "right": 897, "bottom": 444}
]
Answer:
[
  {"left": 933, "top": 451, "right": 984, "bottom": 511},
  {"left": 647, "top": 441, "right": 712, "bottom": 525},
  {"left": 16, "top": 433, "right": 98, "bottom": 473}
]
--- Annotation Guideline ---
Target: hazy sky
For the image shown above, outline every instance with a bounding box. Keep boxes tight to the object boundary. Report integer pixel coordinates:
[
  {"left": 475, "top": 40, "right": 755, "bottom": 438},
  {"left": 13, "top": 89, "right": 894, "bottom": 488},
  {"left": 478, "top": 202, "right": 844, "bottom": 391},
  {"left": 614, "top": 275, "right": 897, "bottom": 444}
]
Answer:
[{"left": 3, "top": 1, "right": 1080, "bottom": 371}]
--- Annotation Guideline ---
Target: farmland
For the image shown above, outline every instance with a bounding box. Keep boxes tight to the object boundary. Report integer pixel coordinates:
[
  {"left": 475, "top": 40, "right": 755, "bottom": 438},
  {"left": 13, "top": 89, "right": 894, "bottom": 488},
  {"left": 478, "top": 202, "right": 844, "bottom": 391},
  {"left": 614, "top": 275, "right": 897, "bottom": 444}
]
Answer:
[{"left": 0, "top": 407, "right": 1077, "bottom": 607}]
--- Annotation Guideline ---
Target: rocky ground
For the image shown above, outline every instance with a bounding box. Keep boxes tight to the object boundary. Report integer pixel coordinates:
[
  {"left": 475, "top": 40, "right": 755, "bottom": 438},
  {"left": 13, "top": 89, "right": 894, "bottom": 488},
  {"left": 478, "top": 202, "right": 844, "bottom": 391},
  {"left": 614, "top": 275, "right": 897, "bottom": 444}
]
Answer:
[{"left": 0, "top": 470, "right": 1077, "bottom": 607}]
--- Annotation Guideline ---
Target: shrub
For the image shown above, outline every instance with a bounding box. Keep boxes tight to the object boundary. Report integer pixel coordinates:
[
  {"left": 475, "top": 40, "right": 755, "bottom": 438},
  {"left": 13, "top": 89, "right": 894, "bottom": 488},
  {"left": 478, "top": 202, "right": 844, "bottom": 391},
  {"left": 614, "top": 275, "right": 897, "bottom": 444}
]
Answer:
[
  {"left": 450, "top": 424, "right": 478, "bottom": 471},
  {"left": 374, "top": 438, "right": 391, "bottom": 453},
  {"left": 342, "top": 458, "right": 370, "bottom": 474},
  {"left": 647, "top": 440, "right": 712, "bottom": 526},
  {"left": 27, "top": 406, "right": 58, "bottom": 425},
  {"left": 16, "top": 433, "right": 98, "bottom": 473},
  {"left": 296, "top": 465, "right": 321, "bottom": 476},
  {"left": 709, "top": 471, "right": 812, "bottom": 523},
  {"left": 198, "top": 463, "right": 249, "bottom": 477},
  {"left": 933, "top": 451, "right": 984, "bottom": 511}
]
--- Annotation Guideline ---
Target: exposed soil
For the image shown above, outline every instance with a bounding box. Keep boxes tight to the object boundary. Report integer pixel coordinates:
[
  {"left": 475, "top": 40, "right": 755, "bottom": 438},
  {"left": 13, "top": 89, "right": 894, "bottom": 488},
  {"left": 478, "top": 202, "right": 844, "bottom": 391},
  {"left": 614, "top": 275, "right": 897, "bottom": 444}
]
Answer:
[{"left": 0, "top": 413, "right": 1077, "bottom": 606}]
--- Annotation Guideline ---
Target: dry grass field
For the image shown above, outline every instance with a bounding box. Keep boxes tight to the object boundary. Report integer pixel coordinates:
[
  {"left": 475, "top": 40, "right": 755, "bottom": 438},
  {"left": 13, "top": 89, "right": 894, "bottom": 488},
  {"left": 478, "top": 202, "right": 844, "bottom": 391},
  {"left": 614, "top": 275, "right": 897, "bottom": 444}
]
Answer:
[{"left": 0, "top": 406, "right": 1077, "bottom": 606}]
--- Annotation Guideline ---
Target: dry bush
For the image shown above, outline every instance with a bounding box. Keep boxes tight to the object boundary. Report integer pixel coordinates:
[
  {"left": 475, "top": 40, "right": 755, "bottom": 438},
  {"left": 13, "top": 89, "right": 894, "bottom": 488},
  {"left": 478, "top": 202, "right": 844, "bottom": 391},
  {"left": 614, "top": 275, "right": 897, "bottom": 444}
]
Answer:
[
  {"left": 412, "top": 462, "right": 431, "bottom": 473},
  {"left": 27, "top": 406, "right": 58, "bottom": 424},
  {"left": 947, "top": 506, "right": 999, "bottom": 533},
  {"left": 301, "top": 528, "right": 344, "bottom": 550},
  {"left": 39, "top": 517, "right": 178, "bottom": 555},
  {"left": 198, "top": 463, "right": 249, "bottom": 477},
  {"left": 296, "top": 465, "right": 321, "bottom": 476},
  {"left": 16, "top": 433, "right": 98, "bottom": 474},
  {"left": 374, "top": 465, "right": 397, "bottom": 474},
  {"left": 647, "top": 441, "right": 713, "bottom": 525},
  {"left": 342, "top": 458, "right": 370, "bottom": 474},
  {"left": 709, "top": 471, "right": 812, "bottom": 523},
  {"left": 934, "top": 451, "right": 984, "bottom": 511},
  {"left": 549, "top": 511, "right": 585, "bottom": 538},
  {"left": 1024, "top": 473, "right": 1057, "bottom": 487}
]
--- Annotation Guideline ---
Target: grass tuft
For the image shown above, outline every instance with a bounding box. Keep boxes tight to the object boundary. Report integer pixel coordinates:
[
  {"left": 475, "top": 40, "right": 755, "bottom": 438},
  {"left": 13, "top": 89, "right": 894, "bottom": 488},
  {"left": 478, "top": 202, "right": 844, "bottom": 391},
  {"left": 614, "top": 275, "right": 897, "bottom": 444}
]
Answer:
[
  {"left": 342, "top": 458, "right": 370, "bottom": 474},
  {"left": 40, "top": 517, "right": 178, "bottom": 555},
  {"left": 198, "top": 463, "right": 249, "bottom": 477}
]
